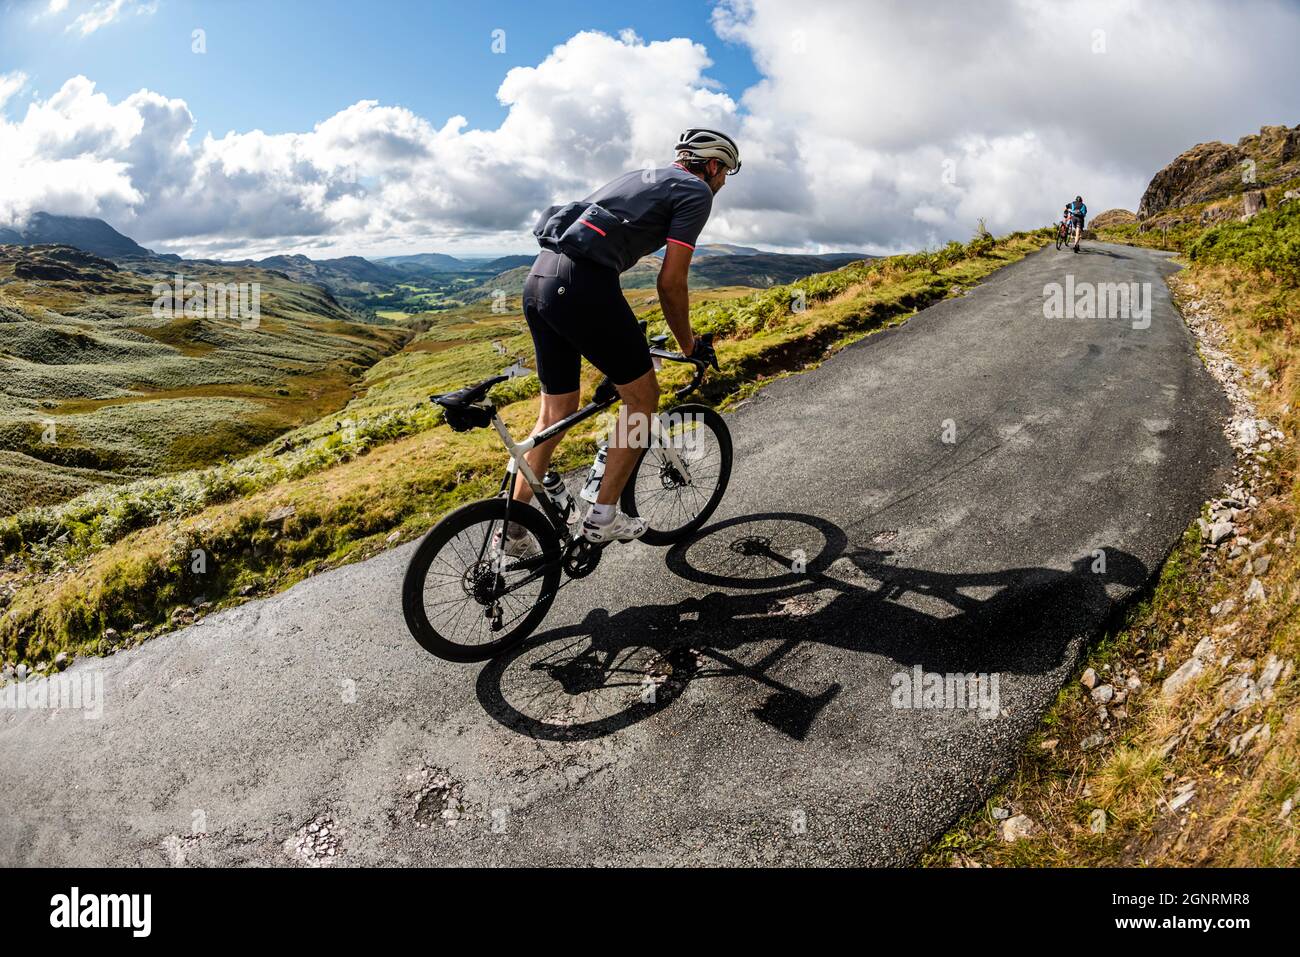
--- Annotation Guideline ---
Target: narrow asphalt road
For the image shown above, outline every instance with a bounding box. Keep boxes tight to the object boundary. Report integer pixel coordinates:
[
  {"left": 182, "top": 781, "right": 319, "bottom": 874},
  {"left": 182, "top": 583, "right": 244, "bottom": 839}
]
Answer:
[{"left": 1, "top": 242, "right": 1232, "bottom": 866}]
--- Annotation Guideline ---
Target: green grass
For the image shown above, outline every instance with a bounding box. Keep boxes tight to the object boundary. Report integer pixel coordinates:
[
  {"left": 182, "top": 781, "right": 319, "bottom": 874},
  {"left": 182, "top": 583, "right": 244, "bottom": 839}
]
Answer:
[
  {"left": 1187, "top": 199, "right": 1300, "bottom": 281},
  {"left": 0, "top": 248, "right": 408, "bottom": 511}
]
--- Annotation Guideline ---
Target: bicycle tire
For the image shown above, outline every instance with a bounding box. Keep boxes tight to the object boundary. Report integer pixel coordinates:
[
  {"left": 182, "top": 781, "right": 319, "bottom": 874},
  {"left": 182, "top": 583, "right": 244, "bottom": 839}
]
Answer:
[
  {"left": 402, "top": 498, "right": 561, "bottom": 662},
  {"left": 1055, "top": 227, "right": 1065, "bottom": 251},
  {"left": 621, "top": 403, "right": 732, "bottom": 546}
]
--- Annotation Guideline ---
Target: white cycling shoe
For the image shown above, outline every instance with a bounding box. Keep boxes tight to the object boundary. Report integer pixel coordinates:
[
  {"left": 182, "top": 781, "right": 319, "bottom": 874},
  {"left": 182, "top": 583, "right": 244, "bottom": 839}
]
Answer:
[
  {"left": 580, "top": 511, "right": 647, "bottom": 544},
  {"left": 491, "top": 525, "right": 539, "bottom": 560}
]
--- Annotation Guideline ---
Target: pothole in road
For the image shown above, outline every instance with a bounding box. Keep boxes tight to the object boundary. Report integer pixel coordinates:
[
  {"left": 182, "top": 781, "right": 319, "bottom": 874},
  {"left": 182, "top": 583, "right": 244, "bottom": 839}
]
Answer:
[
  {"left": 406, "top": 765, "right": 466, "bottom": 829},
  {"left": 286, "top": 813, "right": 342, "bottom": 866}
]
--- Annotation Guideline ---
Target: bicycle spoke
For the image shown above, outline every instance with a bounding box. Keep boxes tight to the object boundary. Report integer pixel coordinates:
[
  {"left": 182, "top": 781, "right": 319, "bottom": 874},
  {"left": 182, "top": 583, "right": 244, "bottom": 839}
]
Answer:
[{"left": 417, "top": 517, "right": 552, "bottom": 649}]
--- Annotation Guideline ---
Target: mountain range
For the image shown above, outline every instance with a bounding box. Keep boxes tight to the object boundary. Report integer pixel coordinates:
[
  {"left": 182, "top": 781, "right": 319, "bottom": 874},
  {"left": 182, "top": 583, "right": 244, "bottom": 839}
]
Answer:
[
  {"left": 0, "top": 211, "right": 871, "bottom": 306},
  {"left": 0, "top": 212, "right": 157, "bottom": 259}
]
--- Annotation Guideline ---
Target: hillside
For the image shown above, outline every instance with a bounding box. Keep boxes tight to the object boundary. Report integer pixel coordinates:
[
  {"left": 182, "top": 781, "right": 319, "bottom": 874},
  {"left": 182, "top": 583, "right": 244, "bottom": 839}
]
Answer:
[
  {"left": 1, "top": 212, "right": 869, "bottom": 323},
  {"left": 0, "top": 244, "right": 408, "bottom": 515},
  {"left": 0, "top": 212, "right": 154, "bottom": 259},
  {"left": 1132, "top": 123, "right": 1300, "bottom": 228},
  {"left": 375, "top": 252, "right": 474, "bottom": 272},
  {"left": 229, "top": 253, "right": 406, "bottom": 296}
]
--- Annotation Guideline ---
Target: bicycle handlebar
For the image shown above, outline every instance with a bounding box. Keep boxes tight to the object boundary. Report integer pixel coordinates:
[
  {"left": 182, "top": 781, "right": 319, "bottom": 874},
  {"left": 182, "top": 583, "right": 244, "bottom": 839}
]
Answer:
[{"left": 650, "top": 332, "right": 718, "bottom": 397}]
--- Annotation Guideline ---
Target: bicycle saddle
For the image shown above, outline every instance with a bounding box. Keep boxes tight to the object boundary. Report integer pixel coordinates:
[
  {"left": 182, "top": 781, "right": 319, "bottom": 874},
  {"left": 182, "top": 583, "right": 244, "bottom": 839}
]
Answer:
[{"left": 433, "top": 374, "right": 509, "bottom": 408}]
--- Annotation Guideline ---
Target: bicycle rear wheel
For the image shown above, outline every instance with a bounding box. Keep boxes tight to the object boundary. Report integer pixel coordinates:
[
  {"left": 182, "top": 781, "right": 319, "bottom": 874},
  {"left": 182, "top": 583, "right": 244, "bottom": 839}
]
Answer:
[
  {"left": 402, "top": 498, "right": 561, "bottom": 662},
  {"left": 621, "top": 403, "right": 732, "bottom": 546}
]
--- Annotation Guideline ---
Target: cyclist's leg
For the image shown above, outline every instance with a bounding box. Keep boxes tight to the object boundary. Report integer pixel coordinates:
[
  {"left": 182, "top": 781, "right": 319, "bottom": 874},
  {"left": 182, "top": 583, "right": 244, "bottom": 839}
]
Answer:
[
  {"left": 540, "top": 256, "right": 656, "bottom": 507},
  {"left": 512, "top": 272, "right": 581, "bottom": 503},
  {"left": 566, "top": 269, "right": 656, "bottom": 506},
  {"left": 511, "top": 391, "right": 579, "bottom": 503},
  {"left": 599, "top": 368, "right": 660, "bottom": 506}
]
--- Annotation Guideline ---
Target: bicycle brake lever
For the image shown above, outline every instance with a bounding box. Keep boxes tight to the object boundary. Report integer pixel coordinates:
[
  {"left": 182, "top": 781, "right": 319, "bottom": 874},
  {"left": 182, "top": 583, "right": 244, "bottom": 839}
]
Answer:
[{"left": 693, "top": 334, "right": 720, "bottom": 371}]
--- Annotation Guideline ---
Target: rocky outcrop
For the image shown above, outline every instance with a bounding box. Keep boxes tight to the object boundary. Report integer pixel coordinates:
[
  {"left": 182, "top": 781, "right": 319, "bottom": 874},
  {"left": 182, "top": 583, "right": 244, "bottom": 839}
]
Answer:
[
  {"left": 1137, "top": 141, "right": 1246, "bottom": 219},
  {"left": 1136, "top": 124, "right": 1300, "bottom": 220},
  {"left": 1090, "top": 209, "right": 1138, "bottom": 228}
]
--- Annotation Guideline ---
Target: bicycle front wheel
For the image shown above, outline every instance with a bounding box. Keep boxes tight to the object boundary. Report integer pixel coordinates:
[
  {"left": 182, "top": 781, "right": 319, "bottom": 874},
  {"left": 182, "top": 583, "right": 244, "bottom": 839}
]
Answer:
[
  {"left": 402, "top": 498, "right": 561, "bottom": 662},
  {"left": 621, "top": 403, "right": 732, "bottom": 546}
]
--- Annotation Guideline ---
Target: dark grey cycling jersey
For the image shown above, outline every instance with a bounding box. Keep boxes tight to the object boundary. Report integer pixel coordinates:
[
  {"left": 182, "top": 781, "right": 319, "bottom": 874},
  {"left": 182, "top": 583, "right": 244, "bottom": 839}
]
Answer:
[{"left": 532, "top": 164, "right": 713, "bottom": 274}]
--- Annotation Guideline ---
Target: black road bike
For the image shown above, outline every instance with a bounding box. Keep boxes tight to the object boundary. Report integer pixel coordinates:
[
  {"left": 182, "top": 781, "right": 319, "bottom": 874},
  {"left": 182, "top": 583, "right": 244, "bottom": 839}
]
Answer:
[
  {"left": 1054, "top": 219, "right": 1068, "bottom": 250},
  {"left": 1056, "top": 217, "right": 1082, "bottom": 253},
  {"left": 402, "top": 331, "right": 732, "bottom": 662}
]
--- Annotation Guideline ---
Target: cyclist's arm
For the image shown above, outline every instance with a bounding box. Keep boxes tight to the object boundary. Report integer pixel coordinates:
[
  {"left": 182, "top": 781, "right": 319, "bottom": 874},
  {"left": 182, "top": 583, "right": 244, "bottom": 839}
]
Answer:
[{"left": 657, "top": 242, "right": 695, "bottom": 357}]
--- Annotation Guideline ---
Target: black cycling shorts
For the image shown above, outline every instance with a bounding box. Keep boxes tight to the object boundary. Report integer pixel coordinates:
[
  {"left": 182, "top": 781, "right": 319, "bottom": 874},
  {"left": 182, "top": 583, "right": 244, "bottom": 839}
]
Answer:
[{"left": 522, "top": 249, "right": 652, "bottom": 395}]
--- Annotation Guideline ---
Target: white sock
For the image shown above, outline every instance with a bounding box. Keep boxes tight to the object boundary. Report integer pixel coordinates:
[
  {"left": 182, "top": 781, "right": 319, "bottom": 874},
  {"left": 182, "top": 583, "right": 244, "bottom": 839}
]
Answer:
[{"left": 588, "top": 503, "right": 616, "bottom": 526}]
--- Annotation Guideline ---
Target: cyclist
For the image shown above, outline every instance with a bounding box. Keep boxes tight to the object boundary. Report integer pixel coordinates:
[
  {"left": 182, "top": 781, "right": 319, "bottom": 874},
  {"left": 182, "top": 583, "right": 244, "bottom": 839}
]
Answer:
[
  {"left": 1064, "top": 195, "right": 1087, "bottom": 250},
  {"left": 497, "top": 128, "right": 741, "bottom": 555}
]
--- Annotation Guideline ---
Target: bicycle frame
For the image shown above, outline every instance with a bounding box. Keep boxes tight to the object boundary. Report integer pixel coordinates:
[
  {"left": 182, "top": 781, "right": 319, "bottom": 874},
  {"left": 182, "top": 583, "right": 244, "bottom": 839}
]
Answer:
[{"left": 491, "top": 345, "right": 708, "bottom": 573}]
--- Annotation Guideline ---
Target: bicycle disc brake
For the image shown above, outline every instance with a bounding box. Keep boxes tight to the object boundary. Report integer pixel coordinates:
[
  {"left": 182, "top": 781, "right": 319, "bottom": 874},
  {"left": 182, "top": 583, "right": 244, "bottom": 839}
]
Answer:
[{"left": 562, "top": 538, "right": 603, "bottom": 578}]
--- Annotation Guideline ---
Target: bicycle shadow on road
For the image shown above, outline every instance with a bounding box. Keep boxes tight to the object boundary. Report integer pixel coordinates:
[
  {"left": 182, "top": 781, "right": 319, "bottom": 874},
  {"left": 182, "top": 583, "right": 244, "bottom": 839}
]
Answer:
[
  {"left": 1070, "top": 245, "right": 1128, "bottom": 259},
  {"left": 476, "top": 511, "right": 1147, "bottom": 742}
]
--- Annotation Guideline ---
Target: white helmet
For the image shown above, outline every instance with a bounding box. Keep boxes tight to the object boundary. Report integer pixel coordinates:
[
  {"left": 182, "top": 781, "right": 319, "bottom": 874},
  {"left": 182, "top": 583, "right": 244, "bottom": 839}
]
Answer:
[{"left": 675, "top": 128, "right": 741, "bottom": 174}]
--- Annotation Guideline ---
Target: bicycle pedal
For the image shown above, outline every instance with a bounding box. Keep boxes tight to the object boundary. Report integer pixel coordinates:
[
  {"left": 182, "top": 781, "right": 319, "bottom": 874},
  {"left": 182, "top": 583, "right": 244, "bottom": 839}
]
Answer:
[{"left": 562, "top": 537, "right": 604, "bottom": 578}]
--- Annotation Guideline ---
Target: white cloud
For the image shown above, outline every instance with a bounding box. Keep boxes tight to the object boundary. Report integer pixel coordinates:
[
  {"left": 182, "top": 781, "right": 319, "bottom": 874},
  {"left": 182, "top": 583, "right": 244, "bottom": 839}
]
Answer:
[
  {"left": 0, "top": 31, "right": 741, "bottom": 257},
  {"left": 67, "top": 0, "right": 156, "bottom": 36},
  {"left": 0, "top": 71, "right": 28, "bottom": 112},
  {"left": 4, "top": 4, "right": 1300, "bottom": 258},
  {"left": 710, "top": 0, "right": 1300, "bottom": 250}
]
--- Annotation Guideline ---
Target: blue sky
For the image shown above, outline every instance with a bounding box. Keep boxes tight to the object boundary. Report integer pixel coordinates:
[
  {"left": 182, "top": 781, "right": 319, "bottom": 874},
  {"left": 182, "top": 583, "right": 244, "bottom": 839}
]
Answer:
[
  {"left": 2, "top": 0, "right": 1299, "bottom": 258},
  {"left": 1, "top": 0, "right": 761, "bottom": 139}
]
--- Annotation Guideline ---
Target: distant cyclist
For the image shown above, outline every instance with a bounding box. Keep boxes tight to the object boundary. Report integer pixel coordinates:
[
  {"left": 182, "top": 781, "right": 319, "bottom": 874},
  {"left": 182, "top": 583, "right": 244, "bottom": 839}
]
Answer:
[
  {"left": 499, "top": 128, "right": 741, "bottom": 555},
  {"left": 1064, "top": 195, "right": 1087, "bottom": 252}
]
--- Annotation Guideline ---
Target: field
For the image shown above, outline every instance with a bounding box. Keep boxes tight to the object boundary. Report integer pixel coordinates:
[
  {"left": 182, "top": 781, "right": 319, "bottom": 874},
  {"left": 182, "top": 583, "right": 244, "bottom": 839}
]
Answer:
[{"left": 0, "top": 245, "right": 408, "bottom": 514}]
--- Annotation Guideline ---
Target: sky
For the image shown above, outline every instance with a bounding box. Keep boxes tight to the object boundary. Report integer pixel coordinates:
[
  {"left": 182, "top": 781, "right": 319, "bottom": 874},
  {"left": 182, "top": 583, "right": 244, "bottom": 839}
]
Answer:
[{"left": 1, "top": 0, "right": 1298, "bottom": 259}]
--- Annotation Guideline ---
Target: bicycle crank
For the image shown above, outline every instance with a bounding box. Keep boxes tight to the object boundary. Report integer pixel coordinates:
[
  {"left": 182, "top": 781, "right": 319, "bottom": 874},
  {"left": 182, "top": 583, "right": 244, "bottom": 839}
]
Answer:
[{"left": 562, "top": 538, "right": 604, "bottom": 578}]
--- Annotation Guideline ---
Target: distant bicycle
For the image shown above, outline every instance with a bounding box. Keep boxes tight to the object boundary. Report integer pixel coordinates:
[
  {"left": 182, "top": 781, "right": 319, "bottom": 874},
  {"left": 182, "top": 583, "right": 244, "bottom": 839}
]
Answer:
[
  {"left": 402, "top": 331, "right": 732, "bottom": 662},
  {"left": 1056, "top": 215, "right": 1083, "bottom": 253}
]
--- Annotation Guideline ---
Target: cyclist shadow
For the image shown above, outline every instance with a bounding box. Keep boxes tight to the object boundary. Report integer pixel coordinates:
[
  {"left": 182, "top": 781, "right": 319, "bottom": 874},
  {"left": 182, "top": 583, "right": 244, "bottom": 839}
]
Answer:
[
  {"left": 1073, "top": 245, "right": 1127, "bottom": 259},
  {"left": 475, "top": 511, "right": 1147, "bottom": 742}
]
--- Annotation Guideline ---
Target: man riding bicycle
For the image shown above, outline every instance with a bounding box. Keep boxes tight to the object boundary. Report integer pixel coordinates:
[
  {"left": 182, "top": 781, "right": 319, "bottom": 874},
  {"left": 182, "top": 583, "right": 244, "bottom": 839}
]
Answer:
[
  {"left": 1063, "top": 195, "right": 1086, "bottom": 250},
  {"left": 499, "top": 128, "right": 741, "bottom": 555}
]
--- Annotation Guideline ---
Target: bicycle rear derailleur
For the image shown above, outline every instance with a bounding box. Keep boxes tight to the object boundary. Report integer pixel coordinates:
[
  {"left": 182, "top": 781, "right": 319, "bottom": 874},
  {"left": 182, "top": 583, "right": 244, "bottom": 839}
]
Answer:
[{"left": 562, "top": 537, "right": 604, "bottom": 578}]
